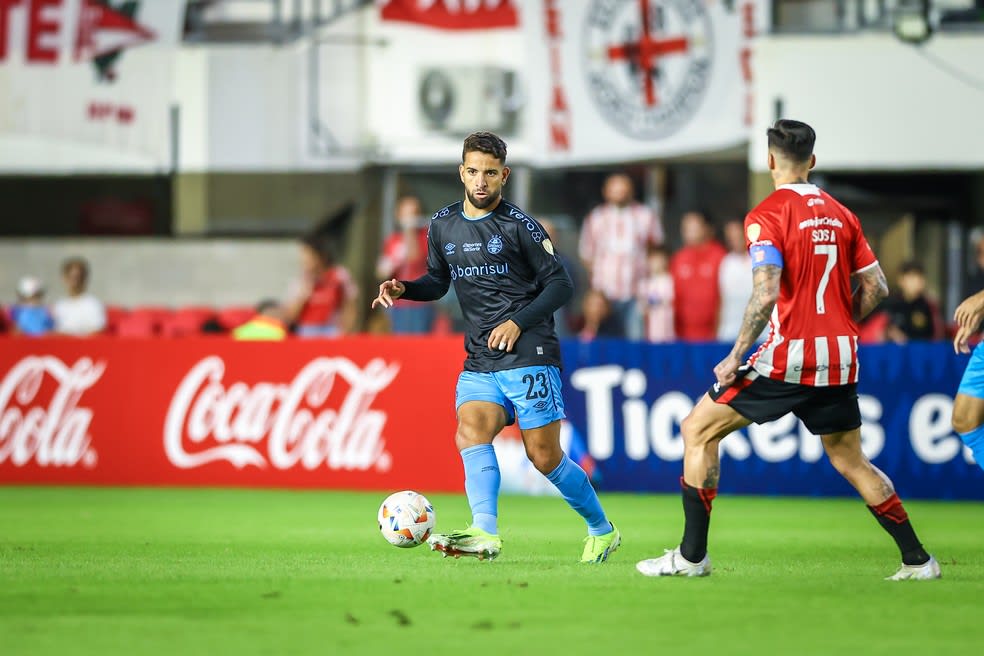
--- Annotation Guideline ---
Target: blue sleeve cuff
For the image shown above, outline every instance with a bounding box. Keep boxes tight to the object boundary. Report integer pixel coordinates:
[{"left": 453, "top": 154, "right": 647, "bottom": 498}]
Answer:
[{"left": 749, "top": 243, "right": 783, "bottom": 269}]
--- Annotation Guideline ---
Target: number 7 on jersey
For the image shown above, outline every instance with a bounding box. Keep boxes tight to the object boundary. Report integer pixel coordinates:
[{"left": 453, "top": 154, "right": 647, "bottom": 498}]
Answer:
[{"left": 813, "top": 245, "right": 838, "bottom": 315}]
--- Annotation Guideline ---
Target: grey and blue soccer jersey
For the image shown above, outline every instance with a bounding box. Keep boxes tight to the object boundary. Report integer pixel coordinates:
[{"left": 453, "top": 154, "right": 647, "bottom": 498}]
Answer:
[{"left": 400, "top": 200, "right": 572, "bottom": 373}]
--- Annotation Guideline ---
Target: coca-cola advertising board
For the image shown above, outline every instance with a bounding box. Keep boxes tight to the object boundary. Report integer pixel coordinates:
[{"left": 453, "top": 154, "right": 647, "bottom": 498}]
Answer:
[{"left": 0, "top": 338, "right": 464, "bottom": 490}]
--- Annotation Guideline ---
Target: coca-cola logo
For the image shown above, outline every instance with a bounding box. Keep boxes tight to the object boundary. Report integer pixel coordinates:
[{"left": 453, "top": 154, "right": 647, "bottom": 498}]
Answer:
[
  {"left": 0, "top": 356, "right": 105, "bottom": 468},
  {"left": 164, "top": 356, "right": 400, "bottom": 471}
]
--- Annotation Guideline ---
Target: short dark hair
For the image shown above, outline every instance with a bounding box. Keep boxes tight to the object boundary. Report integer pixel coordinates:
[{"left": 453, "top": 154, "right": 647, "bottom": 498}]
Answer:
[
  {"left": 767, "top": 119, "right": 816, "bottom": 163},
  {"left": 255, "top": 298, "right": 280, "bottom": 314},
  {"left": 462, "top": 131, "right": 507, "bottom": 164},
  {"left": 299, "top": 233, "right": 335, "bottom": 265},
  {"left": 898, "top": 261, "right": 926, "bottom": 277},
  {"left": 61, "top": 256, "right": 90, "bottom": 277}
]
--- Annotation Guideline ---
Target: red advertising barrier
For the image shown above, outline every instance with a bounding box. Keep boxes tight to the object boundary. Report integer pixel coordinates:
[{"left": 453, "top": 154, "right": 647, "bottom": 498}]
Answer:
[{"left": 0, "top": 337, "right": 465, "bottom": 491}]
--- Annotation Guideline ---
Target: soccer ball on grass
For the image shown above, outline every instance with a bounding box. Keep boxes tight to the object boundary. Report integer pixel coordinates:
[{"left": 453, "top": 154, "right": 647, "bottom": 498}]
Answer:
[{"left": 378, "top": 490, "right": 436, "bottom": 548}]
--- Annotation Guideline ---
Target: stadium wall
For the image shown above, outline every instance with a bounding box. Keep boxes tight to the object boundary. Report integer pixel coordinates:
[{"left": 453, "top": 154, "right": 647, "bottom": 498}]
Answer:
[
  {"left": 1, "top": 338, "right": 979, "bottom": 500},
  {"left": 0, "top": 239, "right": 297, "bottom": 306}
]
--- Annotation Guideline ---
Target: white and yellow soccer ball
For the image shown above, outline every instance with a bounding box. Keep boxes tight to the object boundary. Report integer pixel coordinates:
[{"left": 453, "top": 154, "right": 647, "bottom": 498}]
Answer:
[{"left": 377, "top": 491, "right": 436, "bottom": 548}]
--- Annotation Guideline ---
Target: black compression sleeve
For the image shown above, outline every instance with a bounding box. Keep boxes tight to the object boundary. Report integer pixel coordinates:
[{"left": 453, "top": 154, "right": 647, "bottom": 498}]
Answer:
[
  {"left": 510, "top": 276, "right": 574, "bottom": 331},
  {"left": 400, "top": 273, "right": 450, "bottom": 302}
]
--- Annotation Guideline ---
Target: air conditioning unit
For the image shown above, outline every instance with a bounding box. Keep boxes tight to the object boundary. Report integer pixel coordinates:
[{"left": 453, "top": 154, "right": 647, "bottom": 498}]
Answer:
[{"left": 417, "top": 66, "right": 521, "bottom": 136}]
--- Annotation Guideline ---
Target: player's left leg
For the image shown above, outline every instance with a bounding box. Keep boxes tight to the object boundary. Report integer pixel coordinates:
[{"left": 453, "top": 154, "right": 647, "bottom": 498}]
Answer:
[
  {"left": 498, "top": 365, "right": 619, "bottom": 562},
  {"left": 953, "top": 342, "right": 984, "bottom": 470},
  {"left": 821, "top": 428, "right": 940, "bottom": 580},
  {"left": 520, "top": 419, "right": 619, "bottom": 563},
  {"left": 636, "top": 392, "right": 750, "bottom": 577}
]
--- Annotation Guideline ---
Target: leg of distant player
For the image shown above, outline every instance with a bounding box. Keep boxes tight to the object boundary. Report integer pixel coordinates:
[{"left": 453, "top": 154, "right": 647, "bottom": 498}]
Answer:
[
  {"left": 521, "top": 420, "right": 620, "bottom": 562},
  {"left": 822, "top": 429, "right": 939, "bottom": 579},
  {"left": 637, "top": 394, "right": 750, "bottom": 577}
]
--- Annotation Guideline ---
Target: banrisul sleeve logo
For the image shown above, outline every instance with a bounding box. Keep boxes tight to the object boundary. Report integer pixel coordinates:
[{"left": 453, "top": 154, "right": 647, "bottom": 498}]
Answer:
[{"left": 584, "top": 0, "right": 712, "bottom": 140}]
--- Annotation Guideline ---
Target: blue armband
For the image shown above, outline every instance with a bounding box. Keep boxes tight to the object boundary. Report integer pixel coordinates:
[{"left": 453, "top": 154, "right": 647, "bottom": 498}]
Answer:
[{"left": 749, "top": 243, "right": 783, "bottom": 269}]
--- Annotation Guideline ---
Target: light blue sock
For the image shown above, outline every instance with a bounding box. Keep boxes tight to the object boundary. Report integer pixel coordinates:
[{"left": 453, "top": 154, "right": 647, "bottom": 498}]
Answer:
[
  {"left": 461, "top": 444, "right": 500, "bottom": 535},
  {"left": 960, "top": 424, "right": 984, "bottom": 472},
  {"left": 546, "top": 455, "right": 611, "bottom": 536}
]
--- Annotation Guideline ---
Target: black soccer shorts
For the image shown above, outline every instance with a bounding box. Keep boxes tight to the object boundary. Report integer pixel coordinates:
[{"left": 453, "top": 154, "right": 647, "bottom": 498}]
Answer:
[{"left": 708, "top": 365, "right": 862, "bottom": 435}]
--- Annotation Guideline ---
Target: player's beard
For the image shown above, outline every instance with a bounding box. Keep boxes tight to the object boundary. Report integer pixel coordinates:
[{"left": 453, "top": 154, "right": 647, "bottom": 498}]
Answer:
[{"left": 466, "top": 187, "right": 500, "bottom": 210}]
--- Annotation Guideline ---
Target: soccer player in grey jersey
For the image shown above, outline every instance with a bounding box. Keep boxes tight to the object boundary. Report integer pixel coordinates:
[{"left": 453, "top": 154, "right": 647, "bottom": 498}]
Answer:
[{"left": 372, "top": 132, "right": 619, "bottom": 563}]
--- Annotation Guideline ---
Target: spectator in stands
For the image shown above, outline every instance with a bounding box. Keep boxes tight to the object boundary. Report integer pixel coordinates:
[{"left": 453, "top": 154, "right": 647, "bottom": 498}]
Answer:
[
  {"left": 574, "top": 289, "right": 624, "bottom": 341},
  {"left": 539, "top": 217, "right": 581, "bottom": 338},
  {"left": 52, "top": 256, "right": 106, "bottom": 336},
  {"left": 670, "top": 211, "right": 727, "bottom": 341},
  {"left": 283, "top": 234, "right": 358, "bottom": 337},
  {"left": 884, "top": 261, "right": 944, "bottom": 343},
  {"left": 579, "top": 172, "right": 664, "bottom": 340},
  {"left": 376, "top": 195, "right": 434, "bottom": 334},
  {"left": 965, "top": 229, "right": 984, "bottom": 298},
  {"left": 10, "top": 276, "right": 54, "bottom": 336},
  {"left": 638, "top": 245, "right": 674, "bottom": 342},
  {"left": 717, "top": 219, "right": 765, "bottom": 343},
  {"left": 232, "top": 299, "right": 287, "bottom": 340}
]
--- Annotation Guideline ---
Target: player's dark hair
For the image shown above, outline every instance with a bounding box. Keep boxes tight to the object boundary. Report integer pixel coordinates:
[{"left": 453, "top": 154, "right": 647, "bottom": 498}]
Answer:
[
  {"left": 61, "top": 256, "right": 90, "bottom": 278},
  {"left": 462, "top": 131, "right": 507, "bottom": 164},
  {"left": 767, "top": 119, "right": 816, "bottom": 163}
]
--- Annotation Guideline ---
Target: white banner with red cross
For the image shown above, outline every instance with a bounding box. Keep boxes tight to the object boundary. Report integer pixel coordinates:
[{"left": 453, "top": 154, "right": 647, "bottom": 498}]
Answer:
[
  {"left": 0, "top": 0, "right": 185, "bottom": 173},
  {"left": 528, "top": 0, "right": 769, "bottom": 165}
]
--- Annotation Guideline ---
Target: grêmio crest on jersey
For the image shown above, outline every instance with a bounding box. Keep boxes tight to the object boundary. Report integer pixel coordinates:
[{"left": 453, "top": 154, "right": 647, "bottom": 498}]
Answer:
[{"left": 583, "top": 0, "right": 713, "bottom": 140}]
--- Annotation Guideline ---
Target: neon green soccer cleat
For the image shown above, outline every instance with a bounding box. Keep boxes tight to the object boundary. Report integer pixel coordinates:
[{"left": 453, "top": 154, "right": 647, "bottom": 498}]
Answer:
[
  {"left": 427, "top": 527, "right": 502, "bottom": 561},
  {"left": 580, "top": 523, "right": 621, "bottom": 563}
]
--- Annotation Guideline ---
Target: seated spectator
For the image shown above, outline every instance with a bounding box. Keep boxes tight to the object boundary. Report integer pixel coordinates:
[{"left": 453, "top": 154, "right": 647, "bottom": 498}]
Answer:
[
  {"left": 638, "top": 245, "right": 674, "bottom": 343},
  {"left": 52, "top": 256, "right": 107, "bottom": 336},
  {"left": 671, "top": 211, "right": 727, "bottom": 341},
  {"left": 376, "top": 195, "right": 434, "bottom": 334},
  {"left": 884, "top": 261, "right": 944, "bottom": 343},
  {"left": 283, "top": 234, "right": 358, "bottom": 338},
  {"left": 232, "top": 300, "right": 288, "bottom": 340},
  {"left": 574, "top": 289, "right": 624, "bottom": 341},
  {"left": 10, "top": 276, "right": 54, "bottom": 336}
]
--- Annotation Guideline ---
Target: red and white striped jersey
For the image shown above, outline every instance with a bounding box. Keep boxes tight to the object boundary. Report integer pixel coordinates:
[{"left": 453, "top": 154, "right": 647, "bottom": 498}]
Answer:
[
  {"left": 746, "top": 184, "right": 878, "bottom": 387},
  {"left": 578, "top": 202, "right": 664, "bottom": 302}
]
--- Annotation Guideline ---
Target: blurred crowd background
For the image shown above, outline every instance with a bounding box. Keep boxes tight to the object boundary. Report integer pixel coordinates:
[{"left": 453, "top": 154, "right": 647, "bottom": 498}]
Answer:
[{"left": 2, "top": 0, "right": 983, "bottom": 344}]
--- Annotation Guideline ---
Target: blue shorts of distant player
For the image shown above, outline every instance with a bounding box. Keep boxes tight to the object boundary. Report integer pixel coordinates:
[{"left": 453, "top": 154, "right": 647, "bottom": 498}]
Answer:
[
  {"left": 455, "top": 365, "right": 566, "bottom": 430},
  {"left": 957, "top": 342, "right": 984, "bottom": 399}
]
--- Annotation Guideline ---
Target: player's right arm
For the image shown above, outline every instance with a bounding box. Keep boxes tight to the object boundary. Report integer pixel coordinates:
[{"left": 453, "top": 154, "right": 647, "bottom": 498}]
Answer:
[
  {"left": 850, "top": 263, "right": 889, "bottom": 323},
  {"left": 371, "top": 220, "right": 450, "bottom": 309},
  {"left": 953, "top": 289, "right": 984, "bottom": 354}
]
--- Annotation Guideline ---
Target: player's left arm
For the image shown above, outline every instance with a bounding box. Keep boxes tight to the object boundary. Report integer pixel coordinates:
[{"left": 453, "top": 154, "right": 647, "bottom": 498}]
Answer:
[{"left": 489, "top": 223, "right": 574, "bottom": 352}]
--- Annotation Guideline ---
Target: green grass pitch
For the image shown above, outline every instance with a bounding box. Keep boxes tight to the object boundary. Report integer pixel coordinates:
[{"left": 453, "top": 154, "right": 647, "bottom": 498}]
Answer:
[{"left": 2, "top": 487, "right": 983, "bottom": 656}]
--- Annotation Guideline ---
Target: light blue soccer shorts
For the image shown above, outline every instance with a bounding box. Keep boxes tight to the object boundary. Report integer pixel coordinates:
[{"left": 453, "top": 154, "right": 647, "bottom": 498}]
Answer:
[
  {"left": 455, "top": 365, "right": 566, "bottom": 430},
  {"left": 957, "top": 342, "right": 984, "bottom": 399}
]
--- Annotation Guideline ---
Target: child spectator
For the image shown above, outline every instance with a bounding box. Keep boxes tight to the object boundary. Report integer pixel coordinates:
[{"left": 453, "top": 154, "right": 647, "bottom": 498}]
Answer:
[
  {"left": 575, "top": 289, "right": 624, "bottom": 341},
  {"left": 884, "top": 261, "right": 944, "bottom": 343},
  {"left": 10, "top": 276, "right": 54, "bottom": 336},
  {"left": 638, "top": 245, "right": 674, "bottom": 342}
]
